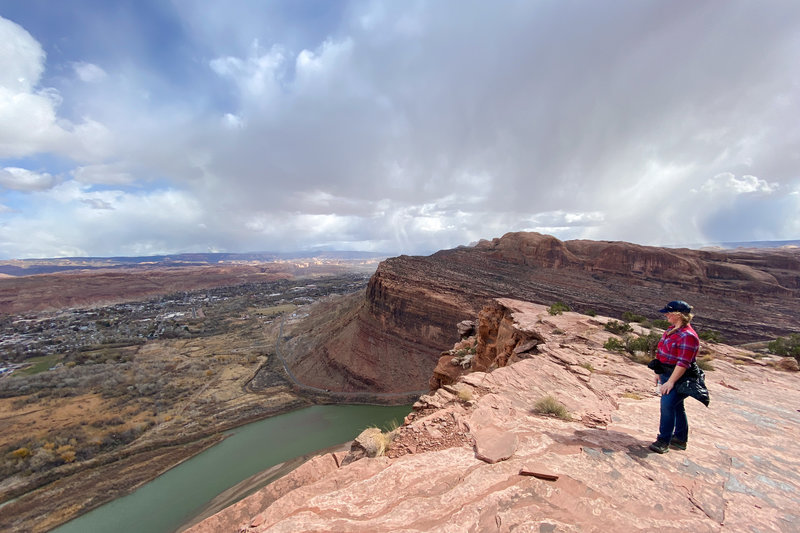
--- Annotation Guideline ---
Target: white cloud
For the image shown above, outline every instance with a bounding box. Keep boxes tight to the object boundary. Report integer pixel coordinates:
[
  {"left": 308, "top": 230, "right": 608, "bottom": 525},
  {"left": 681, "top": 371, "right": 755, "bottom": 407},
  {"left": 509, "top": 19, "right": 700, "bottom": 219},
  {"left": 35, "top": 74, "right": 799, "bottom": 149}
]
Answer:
[
  {"left": 0, "top": 15, "right": 111, "bottom": 160},
  {"left": 72, "top": 62, "right": 107, "bottom": 83},
  {"left": 699, "top": 173, "right": 778, "bottom": 195},
  {"left": 0, "top": 167, "right": 59, "bottom": 191},
  {"left": 528, "top": 211, "right": 606, "bottom": 228},
  {"left": 210, "top": 41, "right": 286, "bottom": 102},
  {"left": 0, "top": 181, "right": 208, "bottom": 258},
  {"left": 222, "top": 113, "right": 244, "bottom": 129},
  {"left": 0, "top": 16, "right": 44, "bottom": 92},
  {"left": 295, "top": 38, "right": 355, "bottom": 90},
  {"left": 73, "top": 163, "right": 134, "bottom": 186}
]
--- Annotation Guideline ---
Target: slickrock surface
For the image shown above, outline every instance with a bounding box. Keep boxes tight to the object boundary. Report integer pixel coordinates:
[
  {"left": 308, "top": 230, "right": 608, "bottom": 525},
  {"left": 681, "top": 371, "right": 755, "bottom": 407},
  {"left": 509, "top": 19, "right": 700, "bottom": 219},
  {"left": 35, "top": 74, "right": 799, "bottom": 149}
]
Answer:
[
  {"left": 283, "top": 232, "right": 800, "bottom": 392},
  {"left": 188, "top": 299, "right": 800, "bottom": 532}
]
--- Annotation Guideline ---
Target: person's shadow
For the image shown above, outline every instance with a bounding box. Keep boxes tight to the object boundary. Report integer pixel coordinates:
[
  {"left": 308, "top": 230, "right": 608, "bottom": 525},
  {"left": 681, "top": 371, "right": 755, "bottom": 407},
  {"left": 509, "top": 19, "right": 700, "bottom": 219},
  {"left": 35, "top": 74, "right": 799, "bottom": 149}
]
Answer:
[{"left": 544, "top": 428, "right": 653, "bottom": 461}]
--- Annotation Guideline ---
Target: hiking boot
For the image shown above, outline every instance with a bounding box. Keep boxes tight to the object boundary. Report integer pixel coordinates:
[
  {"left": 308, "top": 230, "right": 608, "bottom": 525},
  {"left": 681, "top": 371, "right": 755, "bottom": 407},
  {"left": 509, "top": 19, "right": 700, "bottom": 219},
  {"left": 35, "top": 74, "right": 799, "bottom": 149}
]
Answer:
[
  {"left": 648, "top": 440, "right": 669, "bottom": 454},
  {"left": 669, "top": 438, "right": 687, "bottom": 450}
]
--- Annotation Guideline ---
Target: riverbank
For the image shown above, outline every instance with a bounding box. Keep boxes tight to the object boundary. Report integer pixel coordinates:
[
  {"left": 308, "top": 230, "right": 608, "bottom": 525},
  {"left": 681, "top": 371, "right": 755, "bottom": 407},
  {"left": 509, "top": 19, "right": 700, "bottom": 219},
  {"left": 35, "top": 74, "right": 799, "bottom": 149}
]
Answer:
[
  {"left": 2, "top": 436, "right": 223, "bottom": 533},
  {"left": 48, "top": 404, "right": 412, "bottom": 533},
  {"left": 0, "top": 397, "right": 311, "bottom": 533},
  {"left": 176, "top": 441, "right": 351, "bottom": 532}
]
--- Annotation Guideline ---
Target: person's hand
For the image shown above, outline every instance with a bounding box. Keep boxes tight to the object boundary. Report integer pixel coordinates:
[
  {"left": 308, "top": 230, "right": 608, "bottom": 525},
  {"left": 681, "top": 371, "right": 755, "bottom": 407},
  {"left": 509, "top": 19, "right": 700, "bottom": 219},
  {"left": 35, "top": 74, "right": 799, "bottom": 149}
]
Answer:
[
  {"left": 660, "top": 381, "right": 675, "bottom": 395},
  {"left": 654, "top": 375, "right": 659, "bottom": 386}
]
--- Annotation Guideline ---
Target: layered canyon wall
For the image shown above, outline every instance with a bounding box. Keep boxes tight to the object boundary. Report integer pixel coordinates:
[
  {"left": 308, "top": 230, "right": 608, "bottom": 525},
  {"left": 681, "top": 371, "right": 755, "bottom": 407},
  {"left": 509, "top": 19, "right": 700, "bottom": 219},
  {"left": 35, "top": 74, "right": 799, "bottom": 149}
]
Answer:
[{"left": 284, "top": 232, "right": 800, "bottom": 393}]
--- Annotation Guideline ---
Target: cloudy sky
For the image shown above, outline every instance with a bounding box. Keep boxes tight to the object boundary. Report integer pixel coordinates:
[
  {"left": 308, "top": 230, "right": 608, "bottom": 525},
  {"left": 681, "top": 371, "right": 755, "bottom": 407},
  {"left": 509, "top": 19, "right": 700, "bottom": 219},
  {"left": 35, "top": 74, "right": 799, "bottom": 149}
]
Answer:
[{"left": 0, "top": 1, "right": 798, "bottom": 259}]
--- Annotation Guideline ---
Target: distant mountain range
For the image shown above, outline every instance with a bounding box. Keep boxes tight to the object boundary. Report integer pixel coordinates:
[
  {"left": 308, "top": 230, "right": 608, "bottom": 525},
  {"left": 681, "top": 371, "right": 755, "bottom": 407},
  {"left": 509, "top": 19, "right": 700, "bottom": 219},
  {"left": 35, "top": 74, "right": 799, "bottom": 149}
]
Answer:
[
  {"left": 689, "top": 239, "right": 800, "bottom": 250},
  {"left": 1, "top": 239, "right": 797, "bottom": 277},
  {"left": 0, "top": 251, "right": 390, "bottom": 277}
]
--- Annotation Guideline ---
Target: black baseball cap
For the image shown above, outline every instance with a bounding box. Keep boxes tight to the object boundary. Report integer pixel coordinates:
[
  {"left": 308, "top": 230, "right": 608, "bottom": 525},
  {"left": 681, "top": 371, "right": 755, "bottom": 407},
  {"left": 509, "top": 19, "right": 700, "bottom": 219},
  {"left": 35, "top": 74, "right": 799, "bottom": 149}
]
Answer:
[{"left": 659, "top": 300, "right": 693, "bottom": 313}]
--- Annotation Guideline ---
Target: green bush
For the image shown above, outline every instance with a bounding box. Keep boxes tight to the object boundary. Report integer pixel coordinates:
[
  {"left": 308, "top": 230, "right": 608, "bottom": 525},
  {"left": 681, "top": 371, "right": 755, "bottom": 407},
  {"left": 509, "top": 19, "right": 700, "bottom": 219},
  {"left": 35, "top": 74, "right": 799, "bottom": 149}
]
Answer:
[
  {"left": 604, "top": 320, "right": 633, "bottom": 335},
  {"left": 548, "top": 302, "right": 570, "bottom": 315},
  {"left": 649, "top": 319, "right": 671, "bottom": 330},
  {"left": 584, "top": 309, "right": 597, "bottom": 317},
  {"left": 604, "top": 332, "right": 659, "bottom": 365},
  {"left": 699, "top": 330, "right": 725, "bottom": 343},
  {"left": 625, "top": 331, "right": 660, "bottom": 355},
  {"left": 767, "top": 334, "right": 800, "bottom": 358},
  {"left": 604, "top": 337, "right": 626, "bottom": 352},
  {"left": 622, "top": 311, "right": 647, "bottom": 323}
]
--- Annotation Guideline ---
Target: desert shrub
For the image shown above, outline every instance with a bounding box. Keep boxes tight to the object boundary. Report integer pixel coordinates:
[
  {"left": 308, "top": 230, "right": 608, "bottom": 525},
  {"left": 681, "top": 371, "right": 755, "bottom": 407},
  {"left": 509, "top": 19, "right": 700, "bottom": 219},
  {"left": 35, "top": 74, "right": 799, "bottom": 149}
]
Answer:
[
  {"left": 10, "top": 447, "right": 32, "bottom": 459},
  {"left": 364, "top": 425, "right": 396, "bottom": 456},
  {"left": 533, "top": 395, "right": 571, "bottom": 421},
  {"left": 90, "top": 416, "right": 124, "bottom": 428},
  {"left": 696, "top": 357, "right": 715, "bottom": 371},
  {"left": 767, "top": 334, "right": 800, "bottom": 359},
  {"left": 457, "top": 387, "right": 473, "bottom": 402},
  {"left": 56, "top": 445, "right": 76, "bottom": 463},
  {"left": 604, "top": 320, "right": 633, "bottom": 335},
  {"left": 699, "top": 330, "right": 725, "bottom": 343},
  {"left": 548, "top": 302, "right": 570, "bottom": 315},
  {"left": 604, "top": 338, "right": 626, "bottom": 352},
  {"left": 625, "top": 331, "right": 660, "bottom": 355},
  {"left": 29, "top": 448, "right": 57, "bottom": 472},
  {"left": 622, "top": 311, "right": 647, "bottom": 323},
  {"left": 649, "top": 319, "right": 671, "bottom": 330},
  {"left": 584, "top": 309, "right": 597, "bottom": 317},
  {"left": 604, "top": 332, "right": 658, "bottom": 364},
  {"left": 579, "top": 362, "right": 594, "bottom": 372}
]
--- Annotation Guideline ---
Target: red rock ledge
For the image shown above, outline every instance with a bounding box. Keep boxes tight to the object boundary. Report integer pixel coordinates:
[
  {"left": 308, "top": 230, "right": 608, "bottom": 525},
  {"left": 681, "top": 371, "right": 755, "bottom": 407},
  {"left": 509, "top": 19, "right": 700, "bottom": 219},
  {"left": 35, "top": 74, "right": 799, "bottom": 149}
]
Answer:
[{"left": 186, "top": 299, "right": 800, "bottom": 532}]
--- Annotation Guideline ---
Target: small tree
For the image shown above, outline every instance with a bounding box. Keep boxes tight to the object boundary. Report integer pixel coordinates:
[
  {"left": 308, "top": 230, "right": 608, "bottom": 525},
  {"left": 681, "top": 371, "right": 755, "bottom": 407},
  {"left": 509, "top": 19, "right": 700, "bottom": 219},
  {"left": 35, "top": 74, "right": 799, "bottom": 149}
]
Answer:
[
  {"left": 548, "top": 302, "right": 570, "bottom": 315},
  {"left": 604, "top": 320, "right": 633, "bottom": 335},
  {"left": 768, "top": 334, "right": 800, "bottom": 359},
  {"left": 604, "top": 337, "right": 626, "bottom": 352}
]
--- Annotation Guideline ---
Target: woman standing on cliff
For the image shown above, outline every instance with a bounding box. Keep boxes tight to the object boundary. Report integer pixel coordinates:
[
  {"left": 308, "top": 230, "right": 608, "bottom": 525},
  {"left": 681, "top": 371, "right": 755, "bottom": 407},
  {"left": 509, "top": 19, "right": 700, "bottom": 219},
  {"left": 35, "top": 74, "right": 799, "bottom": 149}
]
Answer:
[{"left": 649, "top": 300, "right": 700, "bottom": 454}]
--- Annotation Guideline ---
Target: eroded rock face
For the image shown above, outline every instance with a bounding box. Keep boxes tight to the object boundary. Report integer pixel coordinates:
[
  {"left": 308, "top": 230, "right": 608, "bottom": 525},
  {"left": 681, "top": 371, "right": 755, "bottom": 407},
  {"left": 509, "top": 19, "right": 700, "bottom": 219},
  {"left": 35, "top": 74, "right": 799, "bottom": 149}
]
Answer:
[
  {"left": 188, "top": 299, "right": 800, "bottom": 533},
  {"left": 287, "top": 232, "right": 800, "bottom": 393}
]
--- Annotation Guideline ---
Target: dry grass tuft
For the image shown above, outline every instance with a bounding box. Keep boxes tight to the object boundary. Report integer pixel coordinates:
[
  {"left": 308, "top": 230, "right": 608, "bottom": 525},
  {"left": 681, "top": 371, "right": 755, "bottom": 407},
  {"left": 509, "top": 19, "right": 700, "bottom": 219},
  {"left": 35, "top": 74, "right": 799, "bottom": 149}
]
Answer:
[
  {"left": 622, "top": 392, "right": 644, "bottom": 400},
  {"left": 457, "top": 387, "right": 473, "bottom": 402},
  {"left": 696, "top": 357, "right": 715, "bottom": 371},
  {"left": 533, "top": 395, "right": 571, "bottom": 421}
]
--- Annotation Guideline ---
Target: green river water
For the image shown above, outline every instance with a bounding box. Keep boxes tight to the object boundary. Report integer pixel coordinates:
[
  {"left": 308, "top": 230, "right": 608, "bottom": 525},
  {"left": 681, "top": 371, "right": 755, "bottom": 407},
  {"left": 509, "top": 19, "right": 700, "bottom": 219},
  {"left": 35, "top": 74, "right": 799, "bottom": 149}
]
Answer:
[{"left": 51, "top": 404, "right": 411, "bottom": 533}]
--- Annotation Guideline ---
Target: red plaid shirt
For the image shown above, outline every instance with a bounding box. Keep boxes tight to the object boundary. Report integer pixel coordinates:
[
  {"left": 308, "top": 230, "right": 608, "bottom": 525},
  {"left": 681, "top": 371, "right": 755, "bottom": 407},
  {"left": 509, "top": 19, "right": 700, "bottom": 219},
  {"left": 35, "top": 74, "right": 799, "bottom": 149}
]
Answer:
[{"left": 656, "top": 324, "right": 699, "bottom": 368}]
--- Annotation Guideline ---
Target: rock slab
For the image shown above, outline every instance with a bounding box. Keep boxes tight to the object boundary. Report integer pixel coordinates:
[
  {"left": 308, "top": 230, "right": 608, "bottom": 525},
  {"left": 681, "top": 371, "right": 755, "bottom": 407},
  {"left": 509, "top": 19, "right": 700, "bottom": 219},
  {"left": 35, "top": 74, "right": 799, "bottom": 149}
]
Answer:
[{"left": 188, "top": 299, "right": 800, "bottom": 533}]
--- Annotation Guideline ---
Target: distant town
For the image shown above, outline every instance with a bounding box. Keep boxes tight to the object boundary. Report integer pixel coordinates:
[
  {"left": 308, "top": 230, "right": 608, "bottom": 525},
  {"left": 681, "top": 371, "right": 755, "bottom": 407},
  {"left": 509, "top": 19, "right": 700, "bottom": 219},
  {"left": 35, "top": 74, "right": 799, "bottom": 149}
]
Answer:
[{"left": 0, "top": 273, "right": 371, "bottom": 376}]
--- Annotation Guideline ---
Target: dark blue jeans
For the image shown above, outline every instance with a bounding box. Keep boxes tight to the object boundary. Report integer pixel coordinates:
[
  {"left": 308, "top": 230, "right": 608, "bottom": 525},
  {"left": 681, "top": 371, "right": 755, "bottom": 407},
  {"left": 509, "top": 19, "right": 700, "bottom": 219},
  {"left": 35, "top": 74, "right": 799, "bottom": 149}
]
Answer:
[{"left": 658, "top": 373, "right": 688, "bottom": 443}]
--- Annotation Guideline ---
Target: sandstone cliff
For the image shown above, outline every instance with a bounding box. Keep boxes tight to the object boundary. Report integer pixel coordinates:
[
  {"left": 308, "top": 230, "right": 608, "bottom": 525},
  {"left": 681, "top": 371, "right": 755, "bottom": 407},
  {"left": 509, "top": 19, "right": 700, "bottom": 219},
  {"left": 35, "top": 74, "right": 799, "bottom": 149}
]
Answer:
[
  {"left": 281, "top": 232, "right": 800, "bottom": 393},
  {"left": 188, "top": 299, "right": 800, "bottom": 532}
]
